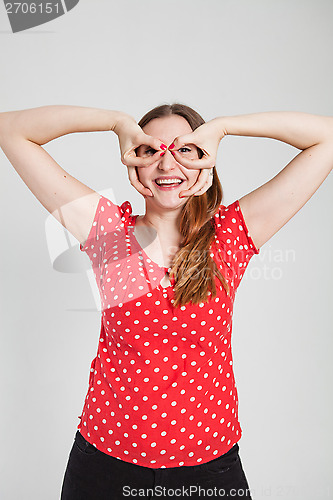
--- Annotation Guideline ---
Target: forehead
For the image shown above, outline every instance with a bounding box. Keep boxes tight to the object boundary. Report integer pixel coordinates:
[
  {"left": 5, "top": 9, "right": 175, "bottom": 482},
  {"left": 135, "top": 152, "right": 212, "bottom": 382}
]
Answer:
[{"left": 142, "top": 115, "right": 193, "bottom": 143}]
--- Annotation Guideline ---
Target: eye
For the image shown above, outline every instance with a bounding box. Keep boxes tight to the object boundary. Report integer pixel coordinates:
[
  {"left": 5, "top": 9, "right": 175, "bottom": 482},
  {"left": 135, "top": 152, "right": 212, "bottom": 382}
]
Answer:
[
  {"left": 178, "top": 147, "right": 192, "bottom": 154},
  {"left": 144, "top": 147, "right": 156, "bottom": 156}
]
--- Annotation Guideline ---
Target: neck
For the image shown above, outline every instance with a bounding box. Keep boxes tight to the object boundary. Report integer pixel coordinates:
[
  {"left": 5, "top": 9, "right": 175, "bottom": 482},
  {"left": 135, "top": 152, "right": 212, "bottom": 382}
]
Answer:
[{"left": 138, "top": 204, "right": 182, "bottom": 240}]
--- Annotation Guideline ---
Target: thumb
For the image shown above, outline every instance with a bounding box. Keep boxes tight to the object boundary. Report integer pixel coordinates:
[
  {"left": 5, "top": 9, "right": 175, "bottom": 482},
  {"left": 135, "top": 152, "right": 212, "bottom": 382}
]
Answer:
[
  {"left": 146, "top": 134, "right": 167, "bottom": 151},
  {"left": 169, "top": 133, "right": 197, "bottom": 150}
]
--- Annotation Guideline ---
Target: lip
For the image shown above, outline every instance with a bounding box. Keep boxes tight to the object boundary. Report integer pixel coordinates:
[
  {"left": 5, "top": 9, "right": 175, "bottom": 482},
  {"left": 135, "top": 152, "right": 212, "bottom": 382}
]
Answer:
[
  {"left": 154, "top": 176, "right": 185, "bottom": 191},
  {"left": 154, "top": 176, "right": 185, "bottom": 181},
  {"left": 154, "top": 182, "right": 184, "bottom": 191}
]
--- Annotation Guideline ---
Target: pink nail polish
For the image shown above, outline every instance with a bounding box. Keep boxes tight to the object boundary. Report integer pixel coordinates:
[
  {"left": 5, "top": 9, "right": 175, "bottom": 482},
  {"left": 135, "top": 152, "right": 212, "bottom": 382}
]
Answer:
[
  {"left": 160, "top": 152, "right": 165, "bottom": 156},
  {"left": 160, "top": 144, "right": 167, "bottom": 150},
  {"left": 169, "top": 143, "right": 175, "bottom": 150}
]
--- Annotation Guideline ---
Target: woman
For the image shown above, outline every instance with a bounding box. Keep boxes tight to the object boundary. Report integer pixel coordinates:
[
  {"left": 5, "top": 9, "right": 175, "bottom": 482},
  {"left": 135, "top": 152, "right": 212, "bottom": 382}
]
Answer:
[{"left": 0, "top": 104, "right": 332, "bottom": 499}]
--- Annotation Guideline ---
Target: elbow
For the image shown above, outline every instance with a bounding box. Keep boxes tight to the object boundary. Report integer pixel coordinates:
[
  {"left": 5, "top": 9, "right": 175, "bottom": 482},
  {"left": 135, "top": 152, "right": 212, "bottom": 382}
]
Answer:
[
  {"left": 322, "top": 116, "right": 333, "bottom": 143},
  {"left": 0, "top": 111, "right": 19, "bottom": 137},
  {"left": 0, "top": 110, "right": 28, "bottom": 142}
]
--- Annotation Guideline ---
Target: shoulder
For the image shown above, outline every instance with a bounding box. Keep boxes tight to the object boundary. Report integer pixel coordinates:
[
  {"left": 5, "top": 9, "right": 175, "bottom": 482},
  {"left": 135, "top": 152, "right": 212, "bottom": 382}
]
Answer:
[
  {"left": 79, "top": 196, "right": 135, "bottom": 253},
  {"left": 98, "top": 196, "right": 134, "bottom": 221},
  {"left": 213, "top": 199, "right": 260, "bottom": 255},
  {"left": 213, "top": 200, "right": 240, "bottom": 228}
]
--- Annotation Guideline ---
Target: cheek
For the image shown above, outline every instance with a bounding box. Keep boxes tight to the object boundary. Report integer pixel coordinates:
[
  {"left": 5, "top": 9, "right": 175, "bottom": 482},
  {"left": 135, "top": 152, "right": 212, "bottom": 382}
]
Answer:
[{"left": 183, "top": 167, "right": 199, "bottom": 183}]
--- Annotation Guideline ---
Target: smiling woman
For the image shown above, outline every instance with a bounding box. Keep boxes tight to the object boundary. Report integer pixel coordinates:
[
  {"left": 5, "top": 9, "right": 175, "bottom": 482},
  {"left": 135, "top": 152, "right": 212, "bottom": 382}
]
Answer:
[
  {"left": 133, "top": 105, "right": 229, "bottom": 308},
  {"left": 137, "top": 144, "right": 197, "bottom": 188},
  {"left": 1, "top": 102, "right": 332, "bottom": 500}
]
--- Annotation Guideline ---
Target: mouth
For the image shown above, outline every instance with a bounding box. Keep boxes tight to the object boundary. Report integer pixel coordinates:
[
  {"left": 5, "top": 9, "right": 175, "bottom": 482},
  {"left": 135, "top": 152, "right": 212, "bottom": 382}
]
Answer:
[{"left": 154, "top": 177, "right": 185, "bottom": 190}]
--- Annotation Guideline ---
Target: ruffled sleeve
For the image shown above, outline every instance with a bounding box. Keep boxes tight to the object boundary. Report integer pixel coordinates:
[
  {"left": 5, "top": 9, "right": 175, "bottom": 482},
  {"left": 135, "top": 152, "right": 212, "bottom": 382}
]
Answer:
[
  {"left": 80, "top": 194, "right": 132, "bottom": 275},
  {"left": 213, "top": 199, "right": 260, "bottom": 290}
]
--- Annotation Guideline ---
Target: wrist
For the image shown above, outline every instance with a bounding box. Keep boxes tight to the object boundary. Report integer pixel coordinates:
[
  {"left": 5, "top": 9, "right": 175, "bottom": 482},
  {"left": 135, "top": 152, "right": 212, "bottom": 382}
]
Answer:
[
  {"left": 111, "top": 111, "right": 136, "bottom": 135},
  {"left": 209, "top": 116, "right": 229, "bottom": 141}
]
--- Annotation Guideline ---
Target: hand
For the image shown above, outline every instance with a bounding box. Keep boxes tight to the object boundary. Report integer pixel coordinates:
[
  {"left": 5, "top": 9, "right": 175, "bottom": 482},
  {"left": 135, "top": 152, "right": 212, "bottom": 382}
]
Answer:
[
  {"left": 113, "top": 113, "right": 166, "bottom": 197},
  {"left": 180, "top": 167, "right": 214, "bottom": 198},
  {"left": 166, "top": 118, "right": 225, "bottom": 198},
  {"left": 169, "top": 117, "right": 225, "bottom": 169}
]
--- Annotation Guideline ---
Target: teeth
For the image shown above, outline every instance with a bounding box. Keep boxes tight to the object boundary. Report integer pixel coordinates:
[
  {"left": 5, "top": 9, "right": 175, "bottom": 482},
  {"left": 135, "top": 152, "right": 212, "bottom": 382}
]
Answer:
[{"left": 156, "top": 178, "right": 182, "bottom": 185}]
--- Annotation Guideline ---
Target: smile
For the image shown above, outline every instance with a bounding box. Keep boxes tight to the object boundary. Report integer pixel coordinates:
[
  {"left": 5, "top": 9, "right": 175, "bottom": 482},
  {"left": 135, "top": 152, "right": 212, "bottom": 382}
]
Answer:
[{"left": 154, "top": 178, "right": 184, "bottom": 190}]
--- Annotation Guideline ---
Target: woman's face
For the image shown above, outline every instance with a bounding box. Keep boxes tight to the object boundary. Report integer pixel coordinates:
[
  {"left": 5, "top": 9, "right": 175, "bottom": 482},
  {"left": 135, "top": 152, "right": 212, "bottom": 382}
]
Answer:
[{"left": 136, "top": 115, "right": 201, "bottom": 209}]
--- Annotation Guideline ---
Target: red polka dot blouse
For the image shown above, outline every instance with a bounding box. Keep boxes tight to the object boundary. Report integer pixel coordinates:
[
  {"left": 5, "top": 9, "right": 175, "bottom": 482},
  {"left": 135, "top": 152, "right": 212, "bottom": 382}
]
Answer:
[{"left": 77, "top": 194, "right": 260, "bottom": 468}]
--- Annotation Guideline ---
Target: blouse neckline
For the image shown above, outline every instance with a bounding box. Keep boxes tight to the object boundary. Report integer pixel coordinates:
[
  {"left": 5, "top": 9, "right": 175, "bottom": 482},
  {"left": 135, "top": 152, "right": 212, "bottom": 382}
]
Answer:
[{"left": 129, "top": 214, "right": 172, "bottom": 273}]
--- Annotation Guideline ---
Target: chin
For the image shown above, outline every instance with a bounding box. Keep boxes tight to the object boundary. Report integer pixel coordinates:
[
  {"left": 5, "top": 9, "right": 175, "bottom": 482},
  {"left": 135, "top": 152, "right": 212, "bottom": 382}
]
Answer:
[{"left": 148, "top": 195, "right": 187, "bottom": 210}]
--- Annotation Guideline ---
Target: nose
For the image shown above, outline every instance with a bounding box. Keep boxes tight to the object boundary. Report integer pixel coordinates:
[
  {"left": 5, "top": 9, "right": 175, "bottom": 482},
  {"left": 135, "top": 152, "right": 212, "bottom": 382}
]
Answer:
[{"left": 157, "top": 150, "right": 177, "bottom": 172}]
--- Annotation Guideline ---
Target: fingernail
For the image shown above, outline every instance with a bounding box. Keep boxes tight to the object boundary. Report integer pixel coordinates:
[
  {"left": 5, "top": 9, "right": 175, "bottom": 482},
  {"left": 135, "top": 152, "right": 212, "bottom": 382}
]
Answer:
[
  {"left": 160, "top": 152, "right": 165, "bottom": 156},
  {"left": 170, "top": 151, "right": 175, "bottom": 156},
  {"left": 169, "top": 143, "right": 175, "bottom": 150},
  {"left": 160, "top": 144, "right": 167, "bottom": 150}
]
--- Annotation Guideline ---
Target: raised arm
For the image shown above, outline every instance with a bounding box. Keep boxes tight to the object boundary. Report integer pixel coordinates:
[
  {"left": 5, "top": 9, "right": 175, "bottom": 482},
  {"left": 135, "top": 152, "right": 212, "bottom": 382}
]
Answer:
[
  {"left": 169, "top": 111, "right": 333, "bottom": 250},
  {"left": 0, "top": 105, "right": 164, "bottom": 246},
  {"left": 222, "top": 112, "right": 333, "bottom": 249}
]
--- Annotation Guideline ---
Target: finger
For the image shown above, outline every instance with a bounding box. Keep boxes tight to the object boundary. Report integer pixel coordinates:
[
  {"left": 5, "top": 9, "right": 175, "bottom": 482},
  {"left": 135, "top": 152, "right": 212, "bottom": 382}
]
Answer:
[
  {"left": 127, "top": 166, "right": 153, "bottom": 197},
  {"left": 169, "top": 132, "right": 200, "bottom": 150},
  {"left": 194, "top": 187, "right": 206, "bottom": 196},
  {"left": 130, "top": 169, "right": 153, "bottom": 197},
  {"left": 145, "top": 135, "right": 167, "bottom": 151},
  {"left": 179, "top": 169, "right": 211, "bottom": 198},
  {"left": 171, "top": 150, "right": 214, "bottom": 170},
  {"left": 134, "top": 133, "right": 166, "bottom": 151},
  {"left": 131, "top": 132, "right": 168, "bottom": 153},
  {"left": 194, "top": 178, "right": 213, "bottom": 196},
  {"left": 124, "top": 149, "right": 164, "bottom": 168},
  {"left": 179, "top": 173, "right": 207, "bottom": 198}
]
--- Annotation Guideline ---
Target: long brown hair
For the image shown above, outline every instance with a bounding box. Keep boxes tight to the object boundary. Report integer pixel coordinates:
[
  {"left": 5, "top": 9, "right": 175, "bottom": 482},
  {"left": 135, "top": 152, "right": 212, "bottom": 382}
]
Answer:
[{"left": 137, "top": 103, "right": 230, "bottom": 307}]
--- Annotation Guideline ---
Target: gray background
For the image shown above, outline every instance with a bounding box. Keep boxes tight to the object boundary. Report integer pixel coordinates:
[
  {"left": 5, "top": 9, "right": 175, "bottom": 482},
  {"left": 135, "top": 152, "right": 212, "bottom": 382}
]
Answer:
[{"left": 1, "top": 1, "right": 332, "bottom": 499}]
